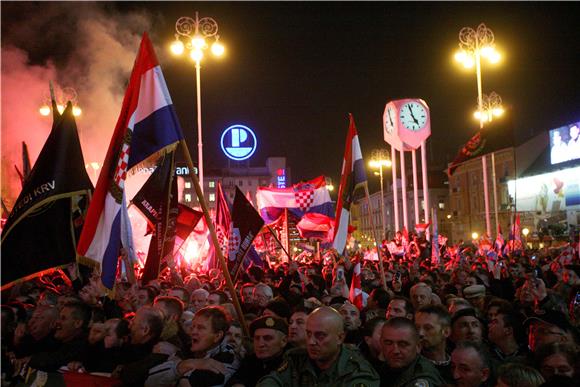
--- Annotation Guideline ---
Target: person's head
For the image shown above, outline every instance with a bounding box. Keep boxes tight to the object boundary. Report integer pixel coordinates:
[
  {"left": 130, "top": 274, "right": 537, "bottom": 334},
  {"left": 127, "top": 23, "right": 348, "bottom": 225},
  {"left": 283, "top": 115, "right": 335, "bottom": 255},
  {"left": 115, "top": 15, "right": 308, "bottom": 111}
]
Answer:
[
  {"left": 451, "top": 341, "right": 492, "bottom": 387},
  {"left": 153, "top": 296, "right": 184, "bottom": 323},
  {"left": 225, "top": 321, "right": 244, "bottom": 354},
  {"left": 240, "top": 283, "right": 255, "bottom": 305},
  {"left": 253, "top": 283, "right": 273, "bottom": 308},
  {"left": 486, "top": 298, "right": 512, "bottom": 322},
  {"left": 103, "top": 318, "right": 130, "bottom": 348},
  {"left": 488, "top": 307, "right": 521, "bottom": 347},
  {"left": 27, "top": 305, "right": 59, "bottom": 340},
  {"left": 306, "top": 306, "right": 345, "bottom": 369},
  {"left": 339, "top": 302, "right": 361, "bottom": 331},
  {"left": 130, "top": 305, "right": 164, "bottom": 345},
  {"left": 525, "top": 311, "right": 572, "bottom": 353},
  {"left": 535, "top": 342, "right": 577, "bottom": 380},
  {"left": 410, "top": 283, "right": 433, "bottom": 310},
  {"left": 362, "top": 317, "right": 387, "bottom": 358},
  {"left": 288, "top": 308, "right": 310, "bottom": 348},
  {"left": 263, "top": 297, "right": 292, "bottom": 322},
  {"left": 88, "top": 322, "right": 106, "bottom": 345},
  {"left": 180, "top": 310, "right": 195, "bottom": 333},
  {"left": 451, "top": 308, "right": 483, "bottom": 344},
  {"left": 190, "top": 289, "right": 209, "bottom": 312},
  {"left": 250, "top": 316, "right": 288, "bottom": 359},
  {"left": 415, "top": 304, "right": 451, "bottom": 353},
  {"left": 552, "top": 130, "right": 563, "bottom": 145},
  {"left": 463, "top": 285, "right": 486, "bottom": 312},
  {"left": 495, "top": 363, "right": 544, "bottom": 387},
  {"left": 136, "top": 286, "right": 157, "bottom": 309},
  {"left": 208, "top": 290, "right": 229, "bottom": 306},
  {"left": 569, "top": 124, "right": 580, "bottom": 141},
  {"left": 368, "top": 288, "right": 391, "bottom": 310},
  {"left": 386, "top": 296, "right": 414, "bottom": 320},
  {"left": 449, "top": 298, "right": 473, "bottom": 316},
  {"left": 168, "top": 287, "right": 190, "bottom": 305},
  {"left": 190, "top": 306, "right": 230, "bottom": 354},
  {"left": 54, "top": 302, "right": 91, "bottom": 342},
  {"left": 381, "top": 317, "right": 421, "bottom": 369}
]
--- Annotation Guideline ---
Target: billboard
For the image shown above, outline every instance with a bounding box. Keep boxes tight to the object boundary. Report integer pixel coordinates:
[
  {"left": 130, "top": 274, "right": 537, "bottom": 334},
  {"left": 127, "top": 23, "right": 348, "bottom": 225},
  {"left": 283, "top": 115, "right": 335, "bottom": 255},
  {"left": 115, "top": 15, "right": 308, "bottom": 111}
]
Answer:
[
  {"left": 507, "top": 166, "right": 580, "bottom": 212},
  {"left": 549, "top": 121, "right": 580, "bottom": 165}
]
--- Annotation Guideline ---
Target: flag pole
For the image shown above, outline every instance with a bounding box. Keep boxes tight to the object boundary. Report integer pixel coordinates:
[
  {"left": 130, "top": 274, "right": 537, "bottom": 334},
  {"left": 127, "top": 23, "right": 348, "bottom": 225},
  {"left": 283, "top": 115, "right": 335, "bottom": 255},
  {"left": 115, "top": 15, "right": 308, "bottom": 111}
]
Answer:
[
  {"left": 179, "top": 140, "right": 248, "bottom": 337},
  {"left": 363, "top": 184, "right": 387, "bottom": 291},
  {"left": 267, "top": 225, "right": 292, "bottom": 262}
]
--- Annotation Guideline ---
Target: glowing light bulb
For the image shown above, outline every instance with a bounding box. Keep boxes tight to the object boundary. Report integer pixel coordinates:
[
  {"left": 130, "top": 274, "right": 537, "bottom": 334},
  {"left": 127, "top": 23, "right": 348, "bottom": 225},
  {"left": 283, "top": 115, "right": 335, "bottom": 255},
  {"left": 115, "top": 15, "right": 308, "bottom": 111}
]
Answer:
[
  {"left": 472, "top": 232, "right": 479, "bottom": 240},
  {"left": 57, "top": 104, "right": 65, "bottom": 114},
  {"left": 454, "top": 51, "right": 466, "bottom": 63},
  {"left": 191, "top": 35, "right": 206, "bottom": 49},
  {"left": 170, "top": 40, "right": 184, "bottom": 55},
  {"left": 463, "top": 56, "right": 475, "bottom": 68},
  {"left": 190, "top": 49, "right": 203, "bottom": 62},
  {"left": 211, "top": 41, "right": 225, "bottom": 56},
  {"left": 73, "top": 106, "right": 82, "bottom": 116},
  {"left": 39, "top": 105, "right": 51, "bottom": 116}
]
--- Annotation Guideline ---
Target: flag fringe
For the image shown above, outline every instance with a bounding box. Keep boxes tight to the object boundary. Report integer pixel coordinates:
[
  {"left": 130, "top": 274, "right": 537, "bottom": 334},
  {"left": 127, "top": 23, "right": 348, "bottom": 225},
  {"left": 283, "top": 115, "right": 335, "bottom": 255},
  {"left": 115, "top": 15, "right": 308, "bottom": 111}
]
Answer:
[
  {"left": 128, "top": 142, "right": 179, "bottom": 175},
  {"left": 0, "top": 264, "right": 72, "bottom": 291}
]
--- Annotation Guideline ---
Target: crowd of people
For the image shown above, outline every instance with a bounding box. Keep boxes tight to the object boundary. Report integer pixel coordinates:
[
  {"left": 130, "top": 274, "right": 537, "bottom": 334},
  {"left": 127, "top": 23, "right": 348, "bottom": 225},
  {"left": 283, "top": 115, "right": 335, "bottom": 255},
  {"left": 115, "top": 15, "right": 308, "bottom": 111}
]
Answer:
[{"left": 1, "top": 231, "right": 579, "bottom": 387}]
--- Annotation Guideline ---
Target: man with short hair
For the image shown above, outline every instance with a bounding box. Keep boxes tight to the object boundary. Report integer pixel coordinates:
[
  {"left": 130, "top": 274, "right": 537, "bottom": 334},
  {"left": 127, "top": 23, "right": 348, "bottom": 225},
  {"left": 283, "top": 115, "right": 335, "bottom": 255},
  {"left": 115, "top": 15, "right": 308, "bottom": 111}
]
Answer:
[
  {"left": 386, "top": 296, "right": 414, "bottom": 320},
  {"left": 146, "top": 306, "right": 239, "bottom": 387},
  {"left": 360, "top": 317, "right": 386, "bottom": 372},
  {"left": 410, "top": 282, "right": 433, "bottom": 310},
  {"left": 208, "top": 290, "right": 229, "bottom": 306},
  {"left": 380, "top": 317, "right": 445, "bottom": 387},
  {"left": 190, "top": 288, "right": 209, "bottom": 312},
  {"left": 524, "top": 310, "right": 574, "bottom": 354},
  {"left": 463, "top": 285, "right": 486, "bottom": 313},
  {"left": 153, "top": 296, "right": 190, "bottom": 353},
  {"left": 229, "top": 316, "right": 289, "bottom": 387},
  {"left": 415, "top": 304, "right": 453, "bottom": 383},
  {"left": 450, "top": 341, "right": 492, "bottom": 387},
  {"left": 169, "top": 287, "right": 190, "bottom": 306},
  {"left": 257, "top": 306, "right": 379, "bottom": 386},
  {"left": 253, "top": 283, "right": 274, "bottom": 309},
  {"left": 450, "top": 308, "right": 483, "bottom": 344},
  {"left": 339, "top": 302, "right": 363, "bottom": 345},
  {"left": 487, "top": 307, "right": 527, "bottom": 363},
  {"left": 288, "top": 308, "right": 309, "bottom": 348}
]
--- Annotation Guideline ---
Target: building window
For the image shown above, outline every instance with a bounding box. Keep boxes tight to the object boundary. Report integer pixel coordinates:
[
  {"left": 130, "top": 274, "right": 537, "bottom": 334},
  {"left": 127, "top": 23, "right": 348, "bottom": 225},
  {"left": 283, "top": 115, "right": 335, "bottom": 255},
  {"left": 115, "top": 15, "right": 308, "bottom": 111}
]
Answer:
[
  {"left": 209, "top": 181, "right": 215, "bottom": 188},
  {"left": 209, "top": 193, "right": 216, "bottom": 202},
  {"left": 239, "top": 180, "right": 243, "bottom": 187},
  {"left": 185, "top": 182, "right": 191, "bottom": 189},
  {"left": 185, "top": 193, "right": 192, "bottom": 203}
]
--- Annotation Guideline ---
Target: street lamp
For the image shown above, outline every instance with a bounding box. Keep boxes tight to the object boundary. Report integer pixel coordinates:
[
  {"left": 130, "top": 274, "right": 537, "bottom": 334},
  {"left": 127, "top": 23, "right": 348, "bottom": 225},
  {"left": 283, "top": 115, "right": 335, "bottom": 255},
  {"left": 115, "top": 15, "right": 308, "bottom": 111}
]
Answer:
[
  {"left": 369, "top": 148, "right": 392, "bottom": 240},
  {"left": 170, "top": 12, "right": 225, "bottom": 194},
  {"left": 454, "top": 23, "right": 502, "bottom": 239},
  {"left": 472, "top": 232, "right": 479, "bottom": 240},
  {"left": 39, "top": 86, "right": 82, "bottom": 117}
]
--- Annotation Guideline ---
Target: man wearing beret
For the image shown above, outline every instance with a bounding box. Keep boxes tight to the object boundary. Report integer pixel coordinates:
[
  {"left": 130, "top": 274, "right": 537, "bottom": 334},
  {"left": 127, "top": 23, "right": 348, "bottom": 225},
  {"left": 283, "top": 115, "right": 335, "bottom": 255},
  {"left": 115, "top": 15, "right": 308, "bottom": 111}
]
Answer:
[
  {"left": 257, "top": 306, "right": 379, "bottom": 387},
  {"left": 463, "top": 285, "right": 486, "bottom": 314},
  {"left": 228, "top": 316, "right": 289, "bottom": 387}
]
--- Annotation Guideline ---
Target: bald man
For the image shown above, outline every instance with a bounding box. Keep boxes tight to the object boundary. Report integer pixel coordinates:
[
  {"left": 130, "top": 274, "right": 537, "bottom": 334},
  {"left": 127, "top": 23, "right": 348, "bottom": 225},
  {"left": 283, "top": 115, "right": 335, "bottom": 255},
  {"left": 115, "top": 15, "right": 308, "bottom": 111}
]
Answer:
[{"left": 257, "top": 306, "right": 379, "bottom": 386}]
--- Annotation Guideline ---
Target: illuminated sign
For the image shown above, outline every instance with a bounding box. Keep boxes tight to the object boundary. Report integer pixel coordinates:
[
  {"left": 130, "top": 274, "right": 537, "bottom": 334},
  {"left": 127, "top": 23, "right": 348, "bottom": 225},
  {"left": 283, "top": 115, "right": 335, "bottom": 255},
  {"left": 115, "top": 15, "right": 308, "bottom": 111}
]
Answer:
[
  {"left": 134, "top": 165, "right": 197, "bottom": 175},
  {"left": 277, "top": 168, "right": 286, "bottom": 188},
  {"left": 221, "top": 124, "right": 257, "bottom": 161},
  {"left": 549, "top": 120, "right": 580, "bottom": 165},
  {"left": 507, "top": 166, "right": 580, "bottom": 211}
]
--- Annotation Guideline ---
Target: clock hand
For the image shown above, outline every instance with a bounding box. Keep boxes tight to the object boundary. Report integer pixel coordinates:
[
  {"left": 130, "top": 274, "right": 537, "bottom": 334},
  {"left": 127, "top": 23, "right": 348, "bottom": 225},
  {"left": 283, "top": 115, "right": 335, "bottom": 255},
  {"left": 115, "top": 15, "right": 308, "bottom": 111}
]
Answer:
[{"left": 408, "top": 105, "right": 419, "bottom": 125}]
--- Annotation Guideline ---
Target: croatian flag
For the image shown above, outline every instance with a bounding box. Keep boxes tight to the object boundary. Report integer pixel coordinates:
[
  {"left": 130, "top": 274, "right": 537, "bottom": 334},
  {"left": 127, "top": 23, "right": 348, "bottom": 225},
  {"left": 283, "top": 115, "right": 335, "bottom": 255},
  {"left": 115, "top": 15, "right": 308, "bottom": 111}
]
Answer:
[
  {"left": 77, "top": 33, "right": 184, "bottom": 289},
  {"left": 256, "top": 176, "right": 333, "bottom": 224},
  {"left": 332, "top": 114, "right": 367, "bottom": 254},
  {"left": 349, "top": 257, "right": 364, "bottom": 310}
]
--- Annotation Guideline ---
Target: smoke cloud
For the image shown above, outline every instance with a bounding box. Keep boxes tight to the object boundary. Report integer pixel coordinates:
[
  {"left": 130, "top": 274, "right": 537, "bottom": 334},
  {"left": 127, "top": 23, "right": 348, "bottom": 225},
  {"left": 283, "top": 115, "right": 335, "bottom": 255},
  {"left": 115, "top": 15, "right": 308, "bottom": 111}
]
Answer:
[{"left": 1, "top": 3, "right": 153, "bottom": 208}]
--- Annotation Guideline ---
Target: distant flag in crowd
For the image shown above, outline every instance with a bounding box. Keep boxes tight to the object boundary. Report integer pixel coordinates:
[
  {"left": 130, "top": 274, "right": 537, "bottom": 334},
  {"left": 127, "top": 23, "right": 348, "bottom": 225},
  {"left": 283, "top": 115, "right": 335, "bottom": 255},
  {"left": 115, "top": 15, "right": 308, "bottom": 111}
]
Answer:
[
  {"left": 333, "top": 114, "right": 367, "bottom": 254},
  {"left": 431, "top": 208, "right": 440, "bottom": 265},
  {"left": 415, "top": 222, "right": 430, "bottom": 234},
  {"left": 215, "top": 182, "right": 232, "bottom": 256},
  {"left": 256, "top": 176, "right": 333, "bottom": 224},
  {"left": 228, "top": 187, "right": 265, "bottom": 282},
  {"left": 495, "top": 226, "right": 505, "bottom": 254},
  {"left": 296, "top": 212, "right": 334, "bottom": 242},
  {"left": 132, "top": 151, "right": 177, "bottom": 284},
  {"left": 175, "top": 204, "right": 203, "bottom": 241},
  {"left": 77, "top": 33, "right": 184, "bottom": 289},
  {"left": 2, "top": 103, "right": 93, "bottom": 289},
  {"left": 349, "top": 257, "right": 364, "bottom": 310},
  {"left": 506, "top": 214, "right": 523, "bottom": 254}
]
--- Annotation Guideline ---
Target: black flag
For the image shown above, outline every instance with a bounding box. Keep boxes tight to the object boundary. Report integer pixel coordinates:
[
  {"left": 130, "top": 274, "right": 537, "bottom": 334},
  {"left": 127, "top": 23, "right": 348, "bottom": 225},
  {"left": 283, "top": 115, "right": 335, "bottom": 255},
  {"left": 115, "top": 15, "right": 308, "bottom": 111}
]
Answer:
[
  {"left": 133, "top": 151, "right": 178, "bottom": 284},
  {"left": 228, "top": 187, "right": 265, "bottom": 282},
  {"left": 1, "top": 102, "right": 93, "bottom": 289}
]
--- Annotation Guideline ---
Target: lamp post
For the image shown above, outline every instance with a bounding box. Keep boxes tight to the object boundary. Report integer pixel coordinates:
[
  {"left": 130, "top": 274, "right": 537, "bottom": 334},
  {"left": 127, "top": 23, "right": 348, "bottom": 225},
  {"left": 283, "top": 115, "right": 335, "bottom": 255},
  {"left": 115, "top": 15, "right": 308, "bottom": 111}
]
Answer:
[
  {"left": 454, "top": 23, "right": 501, "bottom": 239},
  {"left": 171, "top": 13, "right": 225, "bottom": 194},
  {"left": 369, "top": 149, "right": 392, "bottom": 240},
  {"left": 39, "top": 86, "right": 82, "bottom": 117}
]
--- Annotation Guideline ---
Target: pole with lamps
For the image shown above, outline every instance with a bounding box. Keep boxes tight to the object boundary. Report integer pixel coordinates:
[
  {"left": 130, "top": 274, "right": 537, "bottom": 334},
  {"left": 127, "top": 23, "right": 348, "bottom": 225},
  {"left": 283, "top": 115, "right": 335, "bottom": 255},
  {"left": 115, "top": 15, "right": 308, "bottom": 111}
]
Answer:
[
  {"left": 39, "top": 86, "right": 82, "bottom": 117},
  {"left": 369, "top": 149, "right": 391, "bottom": 240},
  {"left": 454, "top": 22, "right": 502, "bottom": 239},
  {"left": 170, "top": 12, "right": 225, "bottom": 194}
]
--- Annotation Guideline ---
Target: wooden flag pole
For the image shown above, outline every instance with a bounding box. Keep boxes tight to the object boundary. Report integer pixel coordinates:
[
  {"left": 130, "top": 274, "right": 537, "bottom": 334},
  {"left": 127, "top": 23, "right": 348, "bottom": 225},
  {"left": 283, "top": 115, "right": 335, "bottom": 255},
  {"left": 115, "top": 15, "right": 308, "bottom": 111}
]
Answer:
[
  {"left": 179, "top": 140, "right": 248, "bottom": 338},
  {"left": 363, "top": 184, "right": 387, "bottom": 291}
]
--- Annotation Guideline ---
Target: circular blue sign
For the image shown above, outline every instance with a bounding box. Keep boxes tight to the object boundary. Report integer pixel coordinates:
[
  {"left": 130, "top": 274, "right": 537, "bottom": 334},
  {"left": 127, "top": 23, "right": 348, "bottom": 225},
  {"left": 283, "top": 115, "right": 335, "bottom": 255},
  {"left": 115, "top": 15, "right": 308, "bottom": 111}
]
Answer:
[{"left": 220, "top": 124, "right": 257, "bottom": 161}]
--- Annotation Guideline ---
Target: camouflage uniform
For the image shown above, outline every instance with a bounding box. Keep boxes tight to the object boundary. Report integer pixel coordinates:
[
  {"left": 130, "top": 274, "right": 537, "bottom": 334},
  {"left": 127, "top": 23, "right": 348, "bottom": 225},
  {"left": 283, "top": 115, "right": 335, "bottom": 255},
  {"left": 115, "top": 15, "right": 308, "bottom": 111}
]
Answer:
[{"left": 257, "top": 345, "right": 379, "bottom": 387}]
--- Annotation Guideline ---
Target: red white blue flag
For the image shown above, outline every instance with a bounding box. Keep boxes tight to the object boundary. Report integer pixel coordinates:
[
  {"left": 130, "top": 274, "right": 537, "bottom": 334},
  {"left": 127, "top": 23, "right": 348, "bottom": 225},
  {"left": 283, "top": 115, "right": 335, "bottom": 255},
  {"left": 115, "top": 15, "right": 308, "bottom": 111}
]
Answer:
[
  {"left": 349, "top": 257, "right": 364, "bottom": 310},
  {"left": 333, "top": 114, "right": 367, "bottom": 254},
  {"left": 77, "top": 33, "right": 184, "bottom": 289}
]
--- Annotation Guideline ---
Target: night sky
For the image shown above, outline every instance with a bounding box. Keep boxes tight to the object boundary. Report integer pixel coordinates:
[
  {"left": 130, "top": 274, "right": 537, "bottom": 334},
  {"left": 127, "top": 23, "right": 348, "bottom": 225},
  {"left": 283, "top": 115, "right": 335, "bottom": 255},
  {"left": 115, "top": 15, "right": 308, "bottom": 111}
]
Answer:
[{"left": 2, "top": 2, "right": 580, "bottom": 192}]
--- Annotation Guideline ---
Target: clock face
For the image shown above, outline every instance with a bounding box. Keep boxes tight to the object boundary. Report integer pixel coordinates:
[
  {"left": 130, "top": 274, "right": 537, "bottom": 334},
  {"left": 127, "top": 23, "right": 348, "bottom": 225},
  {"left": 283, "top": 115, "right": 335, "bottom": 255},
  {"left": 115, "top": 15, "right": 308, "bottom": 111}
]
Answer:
[
  {"left": 385, "top": 106, "right": 396, "bottom": 133},
  {"left": 399, "top": 102, "right": 428, "bottom": 131}
]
